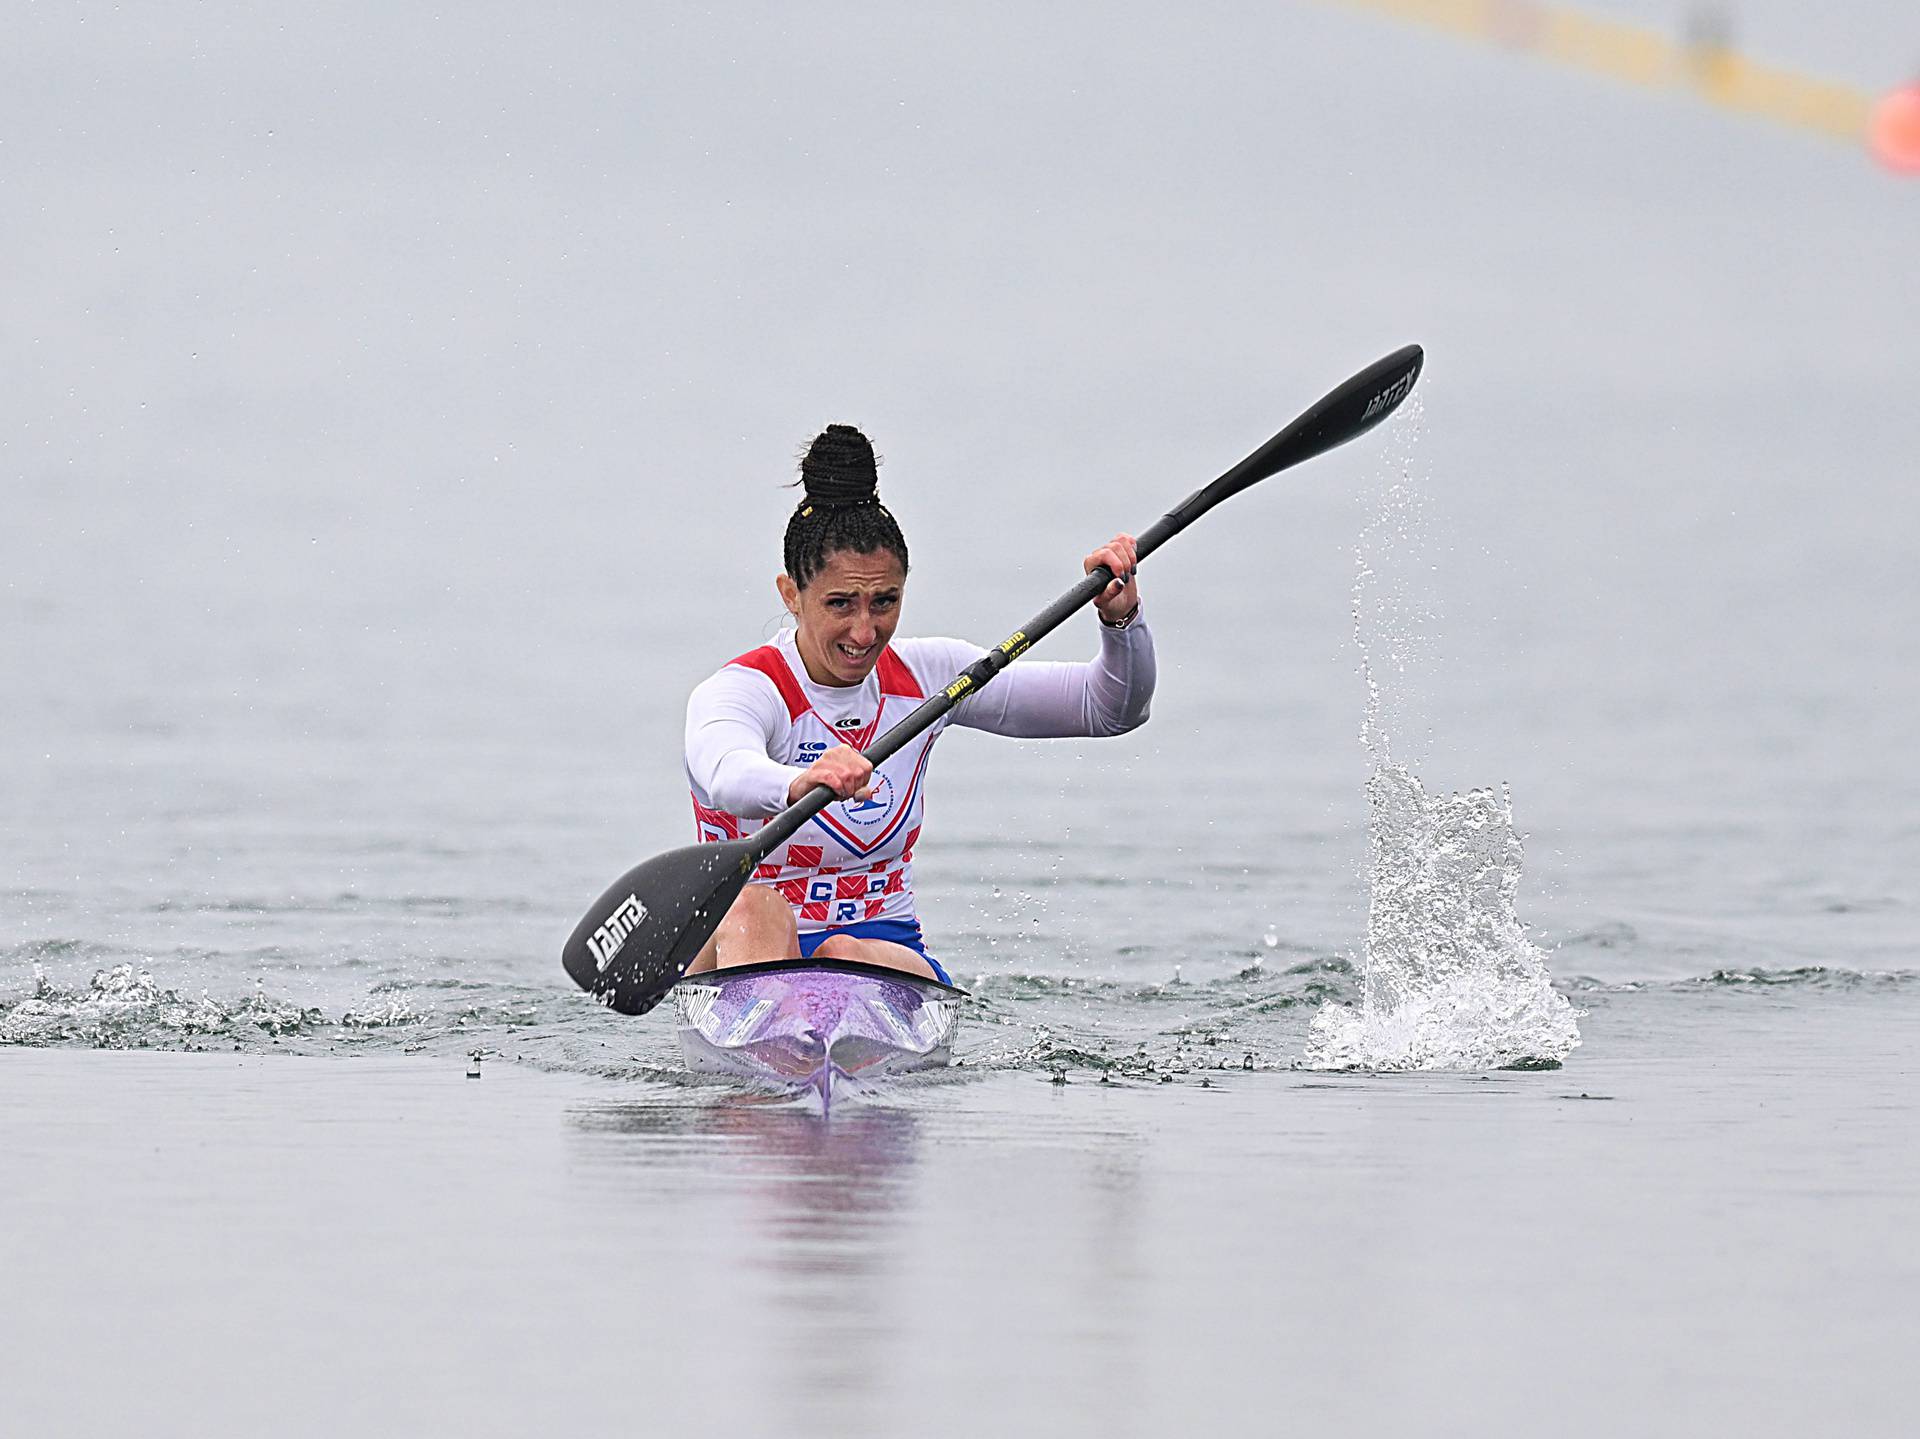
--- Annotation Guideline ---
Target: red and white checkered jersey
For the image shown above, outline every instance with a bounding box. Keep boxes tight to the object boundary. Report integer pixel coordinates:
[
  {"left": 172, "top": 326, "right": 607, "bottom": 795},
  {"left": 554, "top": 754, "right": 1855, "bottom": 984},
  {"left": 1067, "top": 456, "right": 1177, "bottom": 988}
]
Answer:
[{"left": 684, "top": 621, "right": 1154, "bottom": 934}]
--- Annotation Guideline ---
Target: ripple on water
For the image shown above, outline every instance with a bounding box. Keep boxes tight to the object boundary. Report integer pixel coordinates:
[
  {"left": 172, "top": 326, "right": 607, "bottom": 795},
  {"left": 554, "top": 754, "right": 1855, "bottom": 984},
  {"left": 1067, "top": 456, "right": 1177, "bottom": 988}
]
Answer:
[{"left": 1565, "top": 965, "right": 1920, "bottom": 994}]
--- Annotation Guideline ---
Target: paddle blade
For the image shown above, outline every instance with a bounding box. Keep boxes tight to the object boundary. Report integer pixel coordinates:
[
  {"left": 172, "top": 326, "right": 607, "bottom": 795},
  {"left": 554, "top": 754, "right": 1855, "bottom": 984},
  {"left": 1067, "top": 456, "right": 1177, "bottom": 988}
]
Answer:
[
  {"left": 561, "top": 840, "right": 757, "bottom": 1016},
  {"left": 1136, "top": 345, "right": 1424, "bottom": 556},
  {"left": 1212, "top": 345, "right": 1427, "bottom": 502}
]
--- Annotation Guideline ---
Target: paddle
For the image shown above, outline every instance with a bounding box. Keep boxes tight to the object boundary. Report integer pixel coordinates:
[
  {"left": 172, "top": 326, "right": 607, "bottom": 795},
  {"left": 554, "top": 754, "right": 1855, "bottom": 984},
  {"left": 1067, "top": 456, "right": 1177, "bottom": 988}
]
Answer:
[{"left": 564, "top": 343, "right": 1425, "bottom": 1015}]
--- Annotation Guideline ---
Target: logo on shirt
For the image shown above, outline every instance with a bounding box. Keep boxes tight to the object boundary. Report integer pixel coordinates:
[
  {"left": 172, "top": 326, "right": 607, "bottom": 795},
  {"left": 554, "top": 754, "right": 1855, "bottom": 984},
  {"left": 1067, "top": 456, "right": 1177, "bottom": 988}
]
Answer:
[
  {"left": 833, "top": 716, "right": 864, "bottom": 730},
  {"left": 836, "top": 772, "right": 895, "bottom": 827}
]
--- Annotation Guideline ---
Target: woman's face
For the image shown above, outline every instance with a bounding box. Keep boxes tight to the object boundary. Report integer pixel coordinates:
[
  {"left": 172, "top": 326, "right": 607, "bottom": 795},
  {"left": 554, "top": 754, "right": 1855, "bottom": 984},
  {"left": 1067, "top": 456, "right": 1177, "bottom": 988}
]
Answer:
[{"left": 778, "top": 548, "right": 907, "bottom": 687}]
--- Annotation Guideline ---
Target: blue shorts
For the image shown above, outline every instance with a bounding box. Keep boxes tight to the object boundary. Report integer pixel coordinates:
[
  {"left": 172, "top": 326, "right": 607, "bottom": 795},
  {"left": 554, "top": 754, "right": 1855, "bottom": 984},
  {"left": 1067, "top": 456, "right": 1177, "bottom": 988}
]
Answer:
[{"left": 798, "top": 917, "right": 952, "bottom": 986}]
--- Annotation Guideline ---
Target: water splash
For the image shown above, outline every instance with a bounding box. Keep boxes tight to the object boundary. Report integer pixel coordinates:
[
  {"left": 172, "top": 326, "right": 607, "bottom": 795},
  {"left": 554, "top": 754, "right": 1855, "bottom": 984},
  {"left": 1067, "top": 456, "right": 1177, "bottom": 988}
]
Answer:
[
  {"left": 0, "top": 964, "right": 322, "bottom": 1046},
  {"left": 341, "top": 996, "right": 422, "bottom": 1028},
  {"left": 1305, "top": 766, "right": 1581, "bottom": 1070},
  {"left": 0, "top": 964, "right": 537, "bottom": 1052},
  {"left": 1306, "top": 401, "right": 1581, "bottom": 1071},
  {"left": 1350, "top": 411, "right": 1440, "bottom": 772}
]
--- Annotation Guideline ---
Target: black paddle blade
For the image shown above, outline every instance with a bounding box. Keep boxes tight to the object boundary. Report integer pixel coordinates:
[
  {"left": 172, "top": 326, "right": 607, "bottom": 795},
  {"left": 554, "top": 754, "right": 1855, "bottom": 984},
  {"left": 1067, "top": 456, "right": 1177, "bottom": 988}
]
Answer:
[
  {"left": 561, "top": 840, "right": 757, "bottom": 1016},
  {"left": 1209, "top": 345, "right": 1425, "bottom": 505},
  {"left": 1138, "top": 345, "right": 1425, "bottom": 552}
]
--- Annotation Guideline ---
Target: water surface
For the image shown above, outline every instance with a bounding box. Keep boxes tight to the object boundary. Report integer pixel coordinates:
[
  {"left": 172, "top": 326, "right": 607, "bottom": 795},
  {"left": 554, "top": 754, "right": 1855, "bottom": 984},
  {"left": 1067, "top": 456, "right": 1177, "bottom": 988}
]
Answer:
[{"left": 6, "top": 2, "right": 1918, "bottom": 1433}]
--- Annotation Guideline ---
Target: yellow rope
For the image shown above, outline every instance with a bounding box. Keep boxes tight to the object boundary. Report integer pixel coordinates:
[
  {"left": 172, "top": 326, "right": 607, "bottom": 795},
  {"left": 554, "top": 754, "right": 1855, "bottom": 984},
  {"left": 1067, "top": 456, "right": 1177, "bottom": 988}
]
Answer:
[{"left": 1324, "top": 0, "right": 1877, "bottom": 144}]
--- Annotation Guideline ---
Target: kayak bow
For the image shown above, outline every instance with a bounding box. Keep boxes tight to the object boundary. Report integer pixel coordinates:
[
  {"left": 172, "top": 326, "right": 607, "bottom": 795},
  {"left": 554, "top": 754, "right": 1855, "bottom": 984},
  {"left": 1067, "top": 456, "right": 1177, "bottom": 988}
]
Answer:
[{"left": 673, "top": 958, "right": 966, "bottom": 1110}]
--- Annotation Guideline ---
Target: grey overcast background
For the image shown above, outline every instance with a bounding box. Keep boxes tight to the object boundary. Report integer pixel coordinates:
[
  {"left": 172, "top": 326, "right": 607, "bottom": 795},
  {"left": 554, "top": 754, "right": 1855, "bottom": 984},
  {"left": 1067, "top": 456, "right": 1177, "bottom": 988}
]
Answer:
[
  {"left": 7, "top": 4, "right": 1920, "bottom": 1436},
  {"left": 10, "top": 2, "right": 1916, "bottom": 879},
  {"left": 15, "top": 2, "right": 1920, "bottom": 787},
  {"left": 7, "top": 3, "right": 1919, "bottom": 1007}
]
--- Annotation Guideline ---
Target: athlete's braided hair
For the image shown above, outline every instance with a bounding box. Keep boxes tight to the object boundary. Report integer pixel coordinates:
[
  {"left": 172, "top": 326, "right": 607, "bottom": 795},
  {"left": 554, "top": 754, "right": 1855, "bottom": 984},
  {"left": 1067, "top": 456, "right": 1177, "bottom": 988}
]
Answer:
[{"left": 782, "top": 424, "right": 910, "bottom": 589}]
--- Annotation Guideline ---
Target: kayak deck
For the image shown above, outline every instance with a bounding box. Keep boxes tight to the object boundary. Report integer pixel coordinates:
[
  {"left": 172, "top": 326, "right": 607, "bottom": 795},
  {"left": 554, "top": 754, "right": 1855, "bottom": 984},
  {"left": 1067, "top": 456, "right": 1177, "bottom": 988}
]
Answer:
[{"left": 673, "top": 957, "right": 966, "bottom": 1110}]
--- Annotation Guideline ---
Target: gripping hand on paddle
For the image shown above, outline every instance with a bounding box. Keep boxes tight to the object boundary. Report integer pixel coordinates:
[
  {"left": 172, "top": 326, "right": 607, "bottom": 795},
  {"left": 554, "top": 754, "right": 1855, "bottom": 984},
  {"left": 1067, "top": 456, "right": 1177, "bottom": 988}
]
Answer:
[
  {"left": 788, "top": 744, "right": 875, "bottom": 807},
  {"left": 1085, "top": 534, "right": 1141, "bottom": 625}
]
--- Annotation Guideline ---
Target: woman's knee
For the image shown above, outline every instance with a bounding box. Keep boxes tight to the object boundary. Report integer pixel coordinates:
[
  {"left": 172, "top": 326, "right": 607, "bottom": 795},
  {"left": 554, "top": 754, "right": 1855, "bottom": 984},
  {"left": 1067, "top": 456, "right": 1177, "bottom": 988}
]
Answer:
[
  {"left": 813, "top": 935, "right": 935, "bottom": 980},
  {"left": 727, "top": 883, "right": 791, "bottom": 925},
  {"left": 689, "top": 883, "right": 796, "bottom": 972},
  {"left": 812, "top": 933, "right": 860, "bottom": 961}
]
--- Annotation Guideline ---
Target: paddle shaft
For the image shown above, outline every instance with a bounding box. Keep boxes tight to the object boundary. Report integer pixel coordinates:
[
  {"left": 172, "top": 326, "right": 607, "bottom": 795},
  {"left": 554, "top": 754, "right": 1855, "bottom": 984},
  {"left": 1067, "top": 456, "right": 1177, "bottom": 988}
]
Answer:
[{"left": 751, "top": 343, "right": 1425, "bottom": 857}]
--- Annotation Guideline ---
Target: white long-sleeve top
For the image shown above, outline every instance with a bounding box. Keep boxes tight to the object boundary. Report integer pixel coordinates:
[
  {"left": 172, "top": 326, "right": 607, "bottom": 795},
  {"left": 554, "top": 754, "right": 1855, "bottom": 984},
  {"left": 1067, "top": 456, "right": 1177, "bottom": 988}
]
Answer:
[{"left": 684, "top": 616, "right": 1154, "bottom": 932}]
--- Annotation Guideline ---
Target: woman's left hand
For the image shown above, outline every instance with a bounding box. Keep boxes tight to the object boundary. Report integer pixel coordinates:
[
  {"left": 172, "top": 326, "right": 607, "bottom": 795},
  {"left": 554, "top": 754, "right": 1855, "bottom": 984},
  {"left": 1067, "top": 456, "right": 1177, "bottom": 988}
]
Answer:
[{"left": 1084, "top": 533, "right": 1141, "bottom": 625}]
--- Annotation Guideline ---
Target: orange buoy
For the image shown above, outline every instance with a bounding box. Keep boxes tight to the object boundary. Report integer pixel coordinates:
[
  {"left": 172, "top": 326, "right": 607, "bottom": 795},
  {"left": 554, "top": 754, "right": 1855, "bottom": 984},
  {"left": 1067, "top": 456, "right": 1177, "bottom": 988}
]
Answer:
[{"left": 1871, "top": 83, "right": 1920, "bottom": 174}]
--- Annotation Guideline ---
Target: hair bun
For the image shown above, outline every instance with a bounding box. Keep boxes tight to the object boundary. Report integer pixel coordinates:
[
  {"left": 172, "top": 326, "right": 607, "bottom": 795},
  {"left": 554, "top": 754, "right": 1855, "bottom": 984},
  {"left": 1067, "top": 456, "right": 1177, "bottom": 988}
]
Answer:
[{"left": 799, "top": 424, "right": 880, "bottom": 506}]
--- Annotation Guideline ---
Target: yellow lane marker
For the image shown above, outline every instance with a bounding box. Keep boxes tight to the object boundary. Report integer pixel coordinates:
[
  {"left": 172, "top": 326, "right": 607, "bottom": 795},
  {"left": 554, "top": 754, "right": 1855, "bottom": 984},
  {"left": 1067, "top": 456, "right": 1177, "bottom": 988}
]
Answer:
[{"left": 1325, "top": 0, "right": 1882, "bottom": 147}]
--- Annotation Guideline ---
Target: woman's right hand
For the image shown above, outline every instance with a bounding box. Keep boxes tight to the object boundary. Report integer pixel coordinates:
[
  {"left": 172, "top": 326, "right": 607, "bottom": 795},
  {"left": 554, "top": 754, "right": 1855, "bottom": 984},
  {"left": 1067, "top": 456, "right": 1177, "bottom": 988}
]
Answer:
[{"left": 788, "top": 744, "right": 874, "bottom": 806}]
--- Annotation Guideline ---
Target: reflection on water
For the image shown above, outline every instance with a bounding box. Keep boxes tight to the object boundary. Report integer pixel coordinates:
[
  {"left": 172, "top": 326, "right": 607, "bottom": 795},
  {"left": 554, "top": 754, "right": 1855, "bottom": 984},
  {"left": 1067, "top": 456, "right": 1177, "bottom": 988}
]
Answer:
[
  {"left": 573, "top": 1094, "right": 924, "bottom": 1201},
  {"left": 568, "top": 1095, "right": 930, "bottom": 1429},
  {"left": 566, "top": 1084, "right": 1162, "bottom": 1429}
]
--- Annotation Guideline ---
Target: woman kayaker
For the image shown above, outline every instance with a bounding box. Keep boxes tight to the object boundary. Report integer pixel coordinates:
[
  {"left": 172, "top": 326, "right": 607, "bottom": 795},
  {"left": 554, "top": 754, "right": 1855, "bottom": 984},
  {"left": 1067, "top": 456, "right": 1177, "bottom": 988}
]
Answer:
[{"left": 683, "top": 423, "right": 1154, "bottom": 985}]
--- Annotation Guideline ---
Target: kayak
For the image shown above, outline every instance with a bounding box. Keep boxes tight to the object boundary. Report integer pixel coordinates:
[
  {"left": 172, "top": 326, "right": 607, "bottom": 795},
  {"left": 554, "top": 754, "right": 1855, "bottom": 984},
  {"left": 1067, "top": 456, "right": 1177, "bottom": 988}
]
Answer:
[{"left": 673, "top": 957, "right": 966, "bottom": 1110}]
